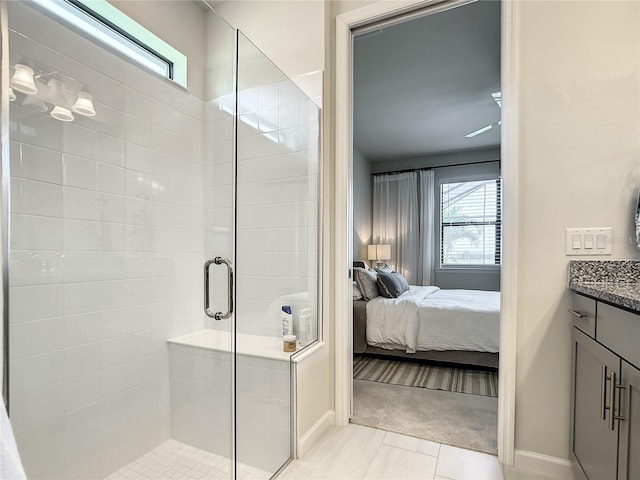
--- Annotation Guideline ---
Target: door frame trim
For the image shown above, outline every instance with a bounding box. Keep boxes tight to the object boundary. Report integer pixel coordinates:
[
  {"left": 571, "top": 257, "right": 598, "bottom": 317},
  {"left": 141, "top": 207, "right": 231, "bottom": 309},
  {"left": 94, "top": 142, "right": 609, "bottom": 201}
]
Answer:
[{"left": 333, "top": 0, "right": 519, "bottom": 465}]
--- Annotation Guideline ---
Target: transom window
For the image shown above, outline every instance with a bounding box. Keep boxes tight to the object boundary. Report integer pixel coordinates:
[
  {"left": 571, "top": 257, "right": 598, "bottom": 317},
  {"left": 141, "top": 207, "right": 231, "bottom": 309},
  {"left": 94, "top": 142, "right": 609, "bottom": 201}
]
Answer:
[
  {"left": 440, "top": 179, "right": 501, "bottom": 267},
  {"left": 30, "top": 0, "right": 187, "bottom": 87}
]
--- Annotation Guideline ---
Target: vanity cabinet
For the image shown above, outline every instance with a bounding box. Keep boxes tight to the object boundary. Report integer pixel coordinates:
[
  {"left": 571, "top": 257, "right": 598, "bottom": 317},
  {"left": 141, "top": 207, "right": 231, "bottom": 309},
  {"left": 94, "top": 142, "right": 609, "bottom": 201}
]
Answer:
[
  {"left": 570, "top": 294, "right": 640, "bottom": 480},
  {"left": 572, "top": 328, "right": 621, "bottom": 479}
]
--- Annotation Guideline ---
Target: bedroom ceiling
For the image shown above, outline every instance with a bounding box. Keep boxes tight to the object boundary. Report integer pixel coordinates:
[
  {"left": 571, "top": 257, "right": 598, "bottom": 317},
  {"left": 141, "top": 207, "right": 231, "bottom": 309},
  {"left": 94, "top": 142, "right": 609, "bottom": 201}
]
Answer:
[{"left": 353, "top": 0, "right": 501, "bottom": 162}]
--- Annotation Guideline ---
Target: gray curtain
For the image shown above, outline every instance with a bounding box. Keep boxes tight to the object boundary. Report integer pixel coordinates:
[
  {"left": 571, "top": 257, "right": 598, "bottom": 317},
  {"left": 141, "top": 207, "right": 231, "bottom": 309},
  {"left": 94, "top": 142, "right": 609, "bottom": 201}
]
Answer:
[
  {"left": 418, "top": 170, "right": 435, "bottom": 285},
  {"left": 372, "top": 171, "right": 435, "bottom": 285}
]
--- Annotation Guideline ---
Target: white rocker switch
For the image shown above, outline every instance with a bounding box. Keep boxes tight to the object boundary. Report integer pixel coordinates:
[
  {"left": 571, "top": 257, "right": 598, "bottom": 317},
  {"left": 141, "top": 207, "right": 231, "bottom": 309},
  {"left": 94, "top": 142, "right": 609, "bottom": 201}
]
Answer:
[
  {"left": 584, "top": 234, "right": 594, "bottom": 249},
  {"left": 596, "top": 233, "right": 608, "bottom": 249},
  {"left": 566, "top": 227, "right": 612, "bottom": 255},
  {"left": 572, "top": 234, "right": 582, "bottom": 249}
]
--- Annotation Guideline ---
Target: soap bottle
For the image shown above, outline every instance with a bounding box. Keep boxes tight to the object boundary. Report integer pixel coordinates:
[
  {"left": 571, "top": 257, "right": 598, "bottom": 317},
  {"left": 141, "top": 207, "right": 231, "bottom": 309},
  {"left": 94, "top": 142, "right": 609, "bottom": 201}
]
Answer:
[{"left": 281, "top": 305, "right": 293, "bottom": 337}]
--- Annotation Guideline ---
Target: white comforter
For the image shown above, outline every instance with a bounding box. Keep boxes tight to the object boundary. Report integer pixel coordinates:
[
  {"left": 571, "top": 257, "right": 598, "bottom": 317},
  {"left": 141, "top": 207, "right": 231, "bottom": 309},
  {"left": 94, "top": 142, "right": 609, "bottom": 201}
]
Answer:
[{"left": 365, "top": 286, "right": 500, "bottom": 353}]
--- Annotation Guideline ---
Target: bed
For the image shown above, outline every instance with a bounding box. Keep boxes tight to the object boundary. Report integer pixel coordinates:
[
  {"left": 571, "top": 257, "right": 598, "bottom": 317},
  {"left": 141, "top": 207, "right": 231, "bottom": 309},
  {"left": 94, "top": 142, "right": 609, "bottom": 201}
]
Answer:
[{"left": 352, "top": 267, "right": 500, "bottom": 369}]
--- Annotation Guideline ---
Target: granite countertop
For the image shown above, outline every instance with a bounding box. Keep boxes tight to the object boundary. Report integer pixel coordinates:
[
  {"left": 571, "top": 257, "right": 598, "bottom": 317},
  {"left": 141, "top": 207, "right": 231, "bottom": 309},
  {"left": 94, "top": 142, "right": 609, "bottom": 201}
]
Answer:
[{"left": 568, "top": 260, "right": 640, "bottom": 314}]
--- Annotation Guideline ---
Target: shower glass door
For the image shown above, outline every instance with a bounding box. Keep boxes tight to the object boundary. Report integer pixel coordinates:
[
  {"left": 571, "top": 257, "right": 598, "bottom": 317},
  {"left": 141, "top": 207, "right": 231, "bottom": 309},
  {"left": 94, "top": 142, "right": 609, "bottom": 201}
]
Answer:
[{"left": 234, "top": 32, "right": 321, "bottom": 478}]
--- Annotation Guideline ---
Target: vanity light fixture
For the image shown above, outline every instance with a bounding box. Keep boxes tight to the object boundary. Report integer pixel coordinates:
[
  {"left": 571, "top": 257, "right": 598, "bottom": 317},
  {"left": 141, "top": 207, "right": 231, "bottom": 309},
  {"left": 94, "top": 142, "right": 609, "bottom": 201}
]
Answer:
[
  {"left": 10, "top": 64, "right": 38, "bottom": 95},
  {"left": 50, "top": 105, "right": 74, "bottom": 122},
  {"left": 10, "top": 62, "right": 98, "bottom": 123},
  {"left": 72, "top": 91, "right": 96, "bottom": 117}
]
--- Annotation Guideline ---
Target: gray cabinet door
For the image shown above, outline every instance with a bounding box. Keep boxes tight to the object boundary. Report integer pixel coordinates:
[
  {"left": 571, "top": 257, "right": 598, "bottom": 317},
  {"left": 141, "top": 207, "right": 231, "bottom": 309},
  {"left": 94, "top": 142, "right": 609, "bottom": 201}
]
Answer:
[
  {"left": 572, "top": 328, "right": 620, "bottom": 480},
  {"left": 619, "top": 360, "right": 640, "bottom": 480}
]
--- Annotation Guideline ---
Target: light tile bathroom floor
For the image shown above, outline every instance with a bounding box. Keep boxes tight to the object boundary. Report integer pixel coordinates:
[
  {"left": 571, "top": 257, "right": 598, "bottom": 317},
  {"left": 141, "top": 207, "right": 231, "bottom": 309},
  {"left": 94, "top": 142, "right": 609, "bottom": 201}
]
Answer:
[
  {"left": 101, "top": 426, "right": 559, "bottom": 480},
  {"left": 278, "top": 424, "right": 560, "bottom": 480},
  {"left": 103, "top": 439, "right": 270, "bottom": 480}
]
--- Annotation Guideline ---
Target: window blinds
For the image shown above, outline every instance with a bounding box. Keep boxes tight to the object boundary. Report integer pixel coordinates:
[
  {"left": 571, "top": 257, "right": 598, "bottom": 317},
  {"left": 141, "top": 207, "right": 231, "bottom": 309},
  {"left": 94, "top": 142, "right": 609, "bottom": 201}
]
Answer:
[{"left": 440, "top": 178, "right": 501, "bottom": 266}]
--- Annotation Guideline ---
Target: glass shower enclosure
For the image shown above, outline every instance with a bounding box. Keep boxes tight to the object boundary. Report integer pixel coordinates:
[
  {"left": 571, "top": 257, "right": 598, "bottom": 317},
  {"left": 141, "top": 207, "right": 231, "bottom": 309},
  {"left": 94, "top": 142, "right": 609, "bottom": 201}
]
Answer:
[{"left": 2, "top": 1, "right": 320, "bottom": 479}]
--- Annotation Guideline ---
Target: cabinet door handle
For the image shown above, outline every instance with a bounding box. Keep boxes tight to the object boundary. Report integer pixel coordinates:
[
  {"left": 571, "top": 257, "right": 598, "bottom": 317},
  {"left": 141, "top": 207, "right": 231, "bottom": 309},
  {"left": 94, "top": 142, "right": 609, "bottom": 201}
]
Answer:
[
  {"left": 609, "top": 372, "right": 626, "bottom": 430},
  {"left": 601, "top": 365, "right": 608, "bottom": 421},
  {"left": 609, "top": 371, "right": 618, "bottom": 430},
  {"left": 568, "top": 309, "right": 588, "bottom": 318}
]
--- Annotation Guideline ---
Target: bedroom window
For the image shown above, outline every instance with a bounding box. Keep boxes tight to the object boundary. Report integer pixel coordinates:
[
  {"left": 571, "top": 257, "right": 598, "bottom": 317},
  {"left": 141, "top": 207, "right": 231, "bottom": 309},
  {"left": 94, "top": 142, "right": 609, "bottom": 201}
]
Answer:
[{"left": 440, "top": 179, "right": 501, "bottom": 266}]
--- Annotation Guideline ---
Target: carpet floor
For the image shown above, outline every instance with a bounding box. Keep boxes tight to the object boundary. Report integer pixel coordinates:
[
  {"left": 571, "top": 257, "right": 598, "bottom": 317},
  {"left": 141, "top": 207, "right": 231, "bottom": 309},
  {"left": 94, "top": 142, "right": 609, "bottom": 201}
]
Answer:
[{"left": 351, "top": 379, "right": 498, "bottom": 455}]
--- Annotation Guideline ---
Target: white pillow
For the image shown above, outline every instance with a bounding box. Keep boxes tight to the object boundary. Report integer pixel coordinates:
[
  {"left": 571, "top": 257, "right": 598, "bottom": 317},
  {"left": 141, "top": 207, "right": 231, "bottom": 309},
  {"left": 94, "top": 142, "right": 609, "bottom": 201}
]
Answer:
[
  {"left": 353, "top": 267, "right": 380, "bottom": 301},
  {"left": 352, "top": 281, "right": 363, "bottom": 301}
]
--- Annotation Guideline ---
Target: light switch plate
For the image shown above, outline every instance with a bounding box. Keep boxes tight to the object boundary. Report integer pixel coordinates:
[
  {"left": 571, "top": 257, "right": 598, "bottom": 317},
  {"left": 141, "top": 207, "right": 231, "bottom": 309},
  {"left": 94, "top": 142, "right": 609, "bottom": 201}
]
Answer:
[{"left": 565, "top": 227, "right": 612, "bottom": 255}]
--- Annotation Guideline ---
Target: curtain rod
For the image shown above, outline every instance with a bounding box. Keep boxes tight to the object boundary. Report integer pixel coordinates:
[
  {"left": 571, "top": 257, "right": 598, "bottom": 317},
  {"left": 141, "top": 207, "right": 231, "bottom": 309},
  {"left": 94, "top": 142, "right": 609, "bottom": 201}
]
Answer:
[{"left": 370, "top": 159, "right": 501, "bottom": 176}]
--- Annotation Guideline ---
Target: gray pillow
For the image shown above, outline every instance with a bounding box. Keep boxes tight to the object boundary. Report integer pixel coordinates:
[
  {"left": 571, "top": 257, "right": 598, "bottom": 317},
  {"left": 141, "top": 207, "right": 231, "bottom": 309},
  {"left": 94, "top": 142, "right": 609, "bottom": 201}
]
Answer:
[
  {"left": 353, "top": 267, "right": 379, "bottom": 301},
  {"left": 376, "top": 271, "right": 410, "bottom": 298},
  {"left": 374, "top": 265, "right": 393, "bottom": 274}
]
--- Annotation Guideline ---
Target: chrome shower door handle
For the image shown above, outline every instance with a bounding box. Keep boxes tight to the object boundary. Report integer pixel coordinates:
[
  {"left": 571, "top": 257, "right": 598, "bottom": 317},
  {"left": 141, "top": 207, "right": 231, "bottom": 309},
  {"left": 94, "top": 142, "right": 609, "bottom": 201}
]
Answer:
[
  {"left": 214, "top": 257, "right": 234, "bottom": 320},
  {"left": 204, "top": 257, "right": 234, "bottom": 320},
  {"left": 204, "top": 259, "right": 216, "bottom": 319}
]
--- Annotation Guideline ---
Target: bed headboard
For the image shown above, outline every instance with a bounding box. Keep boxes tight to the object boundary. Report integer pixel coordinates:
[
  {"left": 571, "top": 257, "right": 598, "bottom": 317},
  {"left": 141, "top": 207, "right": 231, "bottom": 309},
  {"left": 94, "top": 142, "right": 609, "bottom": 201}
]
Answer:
[{"left": 353, "top": 261, "right": 366, "bottom": 269}]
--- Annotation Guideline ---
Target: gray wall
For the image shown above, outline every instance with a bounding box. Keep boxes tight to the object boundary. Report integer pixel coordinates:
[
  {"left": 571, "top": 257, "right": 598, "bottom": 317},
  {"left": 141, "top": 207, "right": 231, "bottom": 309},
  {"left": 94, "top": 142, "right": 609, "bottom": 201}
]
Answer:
[{"left": 352, "top": 148, "right": 372, "bottom": 261}]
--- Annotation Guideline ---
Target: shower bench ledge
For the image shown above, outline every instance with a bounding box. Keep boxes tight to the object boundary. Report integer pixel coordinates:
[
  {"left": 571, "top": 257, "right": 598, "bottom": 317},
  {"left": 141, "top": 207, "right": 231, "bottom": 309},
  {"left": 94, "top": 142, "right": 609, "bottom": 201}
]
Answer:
[
  {"left": 167, "top": 328, "right": 305, "bottom": 362},
  {"left": 166, "top": 328, "right": 328, "bottom": 462}
]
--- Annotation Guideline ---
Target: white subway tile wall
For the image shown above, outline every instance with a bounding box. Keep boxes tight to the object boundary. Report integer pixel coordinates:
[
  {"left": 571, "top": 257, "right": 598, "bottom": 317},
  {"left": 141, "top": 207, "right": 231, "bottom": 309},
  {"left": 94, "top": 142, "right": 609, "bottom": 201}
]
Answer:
[
  {"left": 205, "top": 91, "right": 321, "bottom": 336},
  {"left": 8, "top": 3, "right": 207, "bottom": 479},
  {"left": 168, "top": 343, "right": 291, "bottom": 474},
  {"left": 203, "top": 93, "right": 235, "bottom": 323},
  {"left": 232, "top": 34, "right": 320, "bottom": 479},
  {"left": 228, "top": 35, "right": 320, "bottom": 342}
]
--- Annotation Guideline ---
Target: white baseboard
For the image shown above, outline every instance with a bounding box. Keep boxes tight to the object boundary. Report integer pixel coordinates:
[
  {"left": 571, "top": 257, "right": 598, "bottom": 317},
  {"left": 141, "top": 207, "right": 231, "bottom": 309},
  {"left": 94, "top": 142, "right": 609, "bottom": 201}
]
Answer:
[
  {"left": 296, "top": 410, "right": 335, "bottom": 459},
  {"left": 514, "top": 450, "right": 575, "bottom": 479}
]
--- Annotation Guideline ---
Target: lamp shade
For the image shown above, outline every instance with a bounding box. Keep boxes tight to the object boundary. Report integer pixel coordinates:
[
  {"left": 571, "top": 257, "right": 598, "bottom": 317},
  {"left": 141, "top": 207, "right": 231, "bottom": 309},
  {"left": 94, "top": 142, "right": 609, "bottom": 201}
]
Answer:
[
  {"left": 368, "top": 244, "right": 391, "bottom": 262},
  {"left": 72, "top": 91, "right": 96, "bottom": 117},
  {"left": 50, "top": 106, "right": 74, "bottom": 122},
  {"left": 377, "top": 245, "right": 391, "bottom": 261},
  {"left": 10, "top": 64, "right": 38, "bottom": 95},
  {"left": 8, "top": 88, "right": 16, "bottom": 102}
]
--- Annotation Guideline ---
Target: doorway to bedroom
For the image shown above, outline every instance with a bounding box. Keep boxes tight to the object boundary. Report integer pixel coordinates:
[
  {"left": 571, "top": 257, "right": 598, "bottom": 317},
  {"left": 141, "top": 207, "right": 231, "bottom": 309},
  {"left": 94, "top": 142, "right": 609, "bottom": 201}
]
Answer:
[{"left": 350, "top": 0, "right": 502, "bottom": 455}]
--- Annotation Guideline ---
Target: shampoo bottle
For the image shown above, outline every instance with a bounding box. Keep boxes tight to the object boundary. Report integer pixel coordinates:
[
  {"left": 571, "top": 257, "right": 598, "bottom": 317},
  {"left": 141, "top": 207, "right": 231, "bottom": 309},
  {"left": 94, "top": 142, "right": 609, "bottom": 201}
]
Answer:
[
  {"left": 281, "top": 305, "right": 293, "bottom": 337},
  {"left": 298, "top": 308, "right": 312, "bottom": 345}
]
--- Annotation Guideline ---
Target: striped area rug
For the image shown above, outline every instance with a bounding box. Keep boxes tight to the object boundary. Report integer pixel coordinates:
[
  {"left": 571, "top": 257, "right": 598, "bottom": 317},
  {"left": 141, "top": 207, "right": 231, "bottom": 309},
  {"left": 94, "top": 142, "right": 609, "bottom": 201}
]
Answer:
[{"left": 353, "top": 356, "right": 498, "bottom": 397}]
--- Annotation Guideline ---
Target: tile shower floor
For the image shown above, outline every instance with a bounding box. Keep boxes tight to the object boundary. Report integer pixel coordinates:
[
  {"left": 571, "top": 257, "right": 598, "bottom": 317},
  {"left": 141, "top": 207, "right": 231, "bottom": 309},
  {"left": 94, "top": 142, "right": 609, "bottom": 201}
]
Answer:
[{"left": 103, "top": 439, "right": 270, "bottom": 480}]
